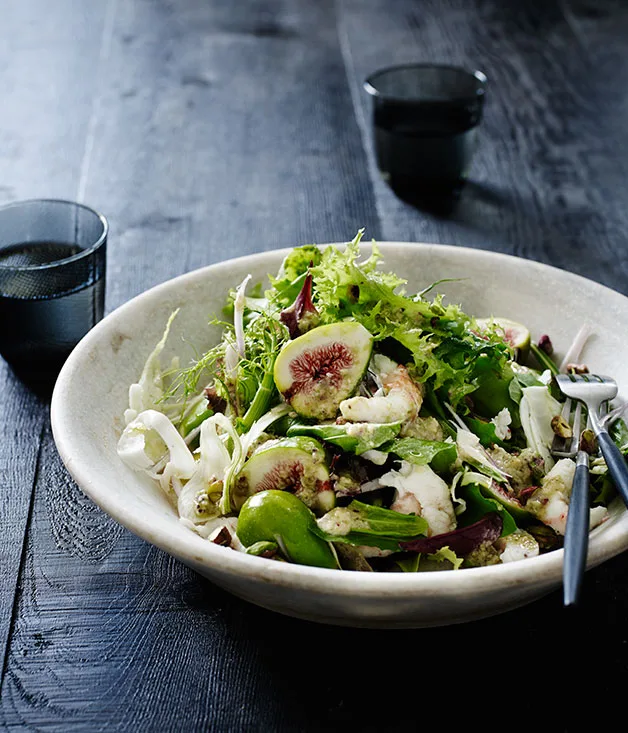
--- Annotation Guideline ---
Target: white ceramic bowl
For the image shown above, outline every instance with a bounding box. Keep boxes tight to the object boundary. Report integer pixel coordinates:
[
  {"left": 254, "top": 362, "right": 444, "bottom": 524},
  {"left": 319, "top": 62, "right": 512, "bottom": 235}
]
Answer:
[{"left": 51, "top": 243, "right": 628, "bottom": 628}]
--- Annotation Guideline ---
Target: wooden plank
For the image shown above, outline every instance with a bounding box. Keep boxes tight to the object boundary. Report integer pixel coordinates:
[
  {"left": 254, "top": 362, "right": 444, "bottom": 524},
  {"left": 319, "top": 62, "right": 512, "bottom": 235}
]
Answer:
[
  {"left": 0, "top": 379, "right": 45, "bottom": 682},
  {"left": 0, "top": 0, "right": 110, "bottom": 698},
  {"left": 4, "top": 0, "right": 628, "bottom": 729},
  {"left": 559, "top": 0, "right": 628, "bottom": 258},
  {"left": 78, "top": 0, "right": 382, "bottom": 312},
  {"left": 338, "top": 0, "right": 628, "bottom": 296},
  {"left": 0, "top": 0, "right": 112, "bottom": 205},
  {"left": 0, "top": 0, "right": 380, "bottom": 728}
]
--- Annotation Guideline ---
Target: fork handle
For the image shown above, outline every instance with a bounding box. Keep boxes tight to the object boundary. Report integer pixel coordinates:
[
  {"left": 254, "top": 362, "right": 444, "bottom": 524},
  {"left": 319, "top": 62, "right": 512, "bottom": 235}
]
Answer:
[
  {"left": 597, "top": 431, "right": 628, "bottom": 508},
  {"left": 563, "top": 453, "right": 589, "bottom": 607}
]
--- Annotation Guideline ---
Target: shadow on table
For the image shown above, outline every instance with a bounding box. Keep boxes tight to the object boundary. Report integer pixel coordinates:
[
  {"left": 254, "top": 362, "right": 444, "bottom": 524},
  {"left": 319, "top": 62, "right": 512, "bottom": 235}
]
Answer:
[
  {"left": 7, "top": 364, "right": 59, "bottom": 401},
  {"left": 187, "top": 550, "right": 628, "bottom": 730},
  {"left": 1, "top": 353, "right": 62, "bottom": 401},
  {"left": 387, "top": 179, "right": 510, "bottom": 219},
  {"left": 389, "top": 177, "right": 611, "bottom": 281}
]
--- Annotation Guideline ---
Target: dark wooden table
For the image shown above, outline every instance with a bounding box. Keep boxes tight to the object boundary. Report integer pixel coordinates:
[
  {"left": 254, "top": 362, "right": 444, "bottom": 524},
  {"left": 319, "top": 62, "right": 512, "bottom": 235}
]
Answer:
[{"left": 2, "top": 0, "right": 628, "bottom": 729}]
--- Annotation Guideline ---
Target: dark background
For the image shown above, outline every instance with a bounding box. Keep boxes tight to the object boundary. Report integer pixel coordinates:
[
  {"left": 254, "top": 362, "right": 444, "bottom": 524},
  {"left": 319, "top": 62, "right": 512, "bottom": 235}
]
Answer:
[{"left": 2, "top": 0, "right": 628, "bottom": 729}]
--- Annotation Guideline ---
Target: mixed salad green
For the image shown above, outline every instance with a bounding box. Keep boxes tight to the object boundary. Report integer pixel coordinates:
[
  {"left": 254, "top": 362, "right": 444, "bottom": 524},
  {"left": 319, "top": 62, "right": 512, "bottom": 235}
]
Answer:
[{"left": 117, "top": 231, "right": 627, "bottom": 572}]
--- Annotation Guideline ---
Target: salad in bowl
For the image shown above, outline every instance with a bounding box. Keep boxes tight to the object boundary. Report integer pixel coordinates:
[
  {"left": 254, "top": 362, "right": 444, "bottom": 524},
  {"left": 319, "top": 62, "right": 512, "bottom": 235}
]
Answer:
[{"left": 116, "top": 231, "right": 626, "bottom": 574}]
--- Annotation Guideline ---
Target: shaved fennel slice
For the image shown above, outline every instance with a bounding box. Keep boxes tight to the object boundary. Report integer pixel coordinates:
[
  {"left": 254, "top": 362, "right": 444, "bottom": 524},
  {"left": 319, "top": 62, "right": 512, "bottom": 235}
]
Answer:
[
  {"left": 558, "top": 322, "right": 593, "bottom": 373},
  {"left": 214, "top": 413, "right": 243, "bottom": 515},
  {"left": 519, "top": 386, "right": 562, "bottom": 470},
  {"left": 224, "top": 342, "right": 240, "bottom": 379},
  {"left": 178, "top": 415, "right": 232, "bottom": 524},
  {"left": 450, "top": 471, "right": 467, "bottom": 515},
  {"left": 240, "top": 403, "right": 291, "bottom": 455},
  {"left": 125, "top": 309, "right": 179, "bottom": 424},
  {"left": 181, "top": 516, "right": 244, "bottom": 548},
  {"left": 234, "top": 274, "right": 252, "bottom": 358},
  {"left": 117, "top": 409, "right": 196, "bottom": 496},
  {"left": 456, "top": 428, "right": 510, "bottom": 482}
]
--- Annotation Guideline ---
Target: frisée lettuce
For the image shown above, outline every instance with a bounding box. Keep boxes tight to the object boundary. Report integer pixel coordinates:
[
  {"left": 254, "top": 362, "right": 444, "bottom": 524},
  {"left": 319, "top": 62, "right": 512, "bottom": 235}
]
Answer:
[{"left": 116, "top": 231, "right": 623, "bottom": 572}]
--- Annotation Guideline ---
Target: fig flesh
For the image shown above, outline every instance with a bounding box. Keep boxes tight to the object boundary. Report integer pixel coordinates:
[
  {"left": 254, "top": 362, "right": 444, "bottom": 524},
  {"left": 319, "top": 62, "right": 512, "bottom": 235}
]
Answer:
[
  {"left": 235, "top": 436, "right": 333, "bottom": 513},
  {"left": 475, "top": 317, "right": 531, "bottom": 361},
  {"left": 274, "top": 322, "right": 373, "bottom": 419}
]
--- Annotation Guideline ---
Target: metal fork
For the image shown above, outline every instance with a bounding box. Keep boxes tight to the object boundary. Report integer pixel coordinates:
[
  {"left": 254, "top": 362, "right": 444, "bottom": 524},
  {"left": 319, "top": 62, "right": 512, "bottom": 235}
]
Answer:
[
  {"left": 551, "top": 398, "right": 590, "bottom": 606},
  {"left": 555, "top": 373, "right": 628, "bottom": 508}
]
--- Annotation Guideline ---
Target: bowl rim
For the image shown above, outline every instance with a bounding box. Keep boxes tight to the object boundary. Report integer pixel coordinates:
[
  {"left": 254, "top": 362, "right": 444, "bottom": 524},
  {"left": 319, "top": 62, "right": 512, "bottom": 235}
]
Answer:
[{"left": 50, "top": 241, "right": 628, "bottom": 596}]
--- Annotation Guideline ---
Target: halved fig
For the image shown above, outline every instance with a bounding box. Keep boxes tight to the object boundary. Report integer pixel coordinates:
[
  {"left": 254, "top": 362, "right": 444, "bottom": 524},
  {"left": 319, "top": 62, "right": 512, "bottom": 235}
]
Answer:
[
  {"left": 234, "top": 436, "right": 333, "bottom": 513},
  {"left": 274, "top": 322, "right": 373, "bottom": 419},
  {"left": 475, "top": 317, "right": 531, "bottom": 361}
]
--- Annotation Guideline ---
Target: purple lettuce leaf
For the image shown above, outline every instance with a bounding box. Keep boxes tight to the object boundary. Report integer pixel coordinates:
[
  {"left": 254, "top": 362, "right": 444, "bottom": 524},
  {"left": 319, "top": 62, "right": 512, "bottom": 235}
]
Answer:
[
  {"left": 400, "top": 512, "right": 503, "bottom": 557},
  {"left": 280, "top": 271, "right": 319, "bottom": 339}
]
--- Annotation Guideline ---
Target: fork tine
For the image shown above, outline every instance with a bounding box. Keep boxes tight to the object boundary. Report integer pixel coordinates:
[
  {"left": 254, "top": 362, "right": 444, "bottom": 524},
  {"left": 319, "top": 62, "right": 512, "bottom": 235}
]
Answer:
[
  {"left": 572, "top": 401, "right": 582, "bottom": 442},
  {"left": 555, "top": 373, "right": 618, "bottom": 407},
  {"left": 551, "top": 397, "right": 573, "bottom": 455},
  {"left": 552, "top": 372, "right": 626, "bottom": 605},
  {"left": 560, "top": 398, "right": 572, "bottom": 421},
  {"left": 550, "top": 397, "right": 584, "bottom": 458},
  {"left": 601, "top": 401, "right": 628, "bottom": 429},
  {"left": 562, "top": 372, "right": 615, "bottom": 386},
  {"left": 555, "top": 372, "right": 628, "bottom": 509}
]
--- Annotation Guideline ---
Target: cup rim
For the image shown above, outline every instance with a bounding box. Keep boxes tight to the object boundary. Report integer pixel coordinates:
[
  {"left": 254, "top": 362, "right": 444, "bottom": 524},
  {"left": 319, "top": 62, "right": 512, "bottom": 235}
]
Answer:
[
  {"left": 0, "top": 198, "right": 108, "bottom": 271},
  {"left": 363, "top": 63, "right": 487, "bottom": 104}
]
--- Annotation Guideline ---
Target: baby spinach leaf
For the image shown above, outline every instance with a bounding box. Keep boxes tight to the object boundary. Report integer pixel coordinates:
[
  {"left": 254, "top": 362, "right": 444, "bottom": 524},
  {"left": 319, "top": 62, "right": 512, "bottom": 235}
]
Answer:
[
  {"left": 508, "top": 368, "right": 544, "bottom": 404},
  {"left": 384, "top": 437, "right": 457, "bottom": 473},
  {"left": 287, "top": 421, "right": 402, "bottom": 455},
  {"left": 465, "top": 417, "right": 510, "bottom": 449},
  {"left": 314, "top": 500, "right": 428, "bottom": 551},
  {"left": 458, "top": 482, "right": 517, "bottom": 536}
]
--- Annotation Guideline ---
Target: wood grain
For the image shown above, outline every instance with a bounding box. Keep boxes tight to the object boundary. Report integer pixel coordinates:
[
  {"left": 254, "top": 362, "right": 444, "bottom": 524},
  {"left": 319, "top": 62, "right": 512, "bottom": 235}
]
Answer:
[
  {"left": 0, "top": 0, "right": 380, "bottom": 729},
  {"left": 339, "top": 0, "right": 628, "bottom": 294},
  {"left": 0, "top": 0, "right": 110, "bottom": 702},
  {"left": 79, "top": 0, "right": 381, "bottom": 313},
  {"left": 0, "top": 377, "right": 44, "bottom": 685},
  {"left": 2, "top": 0, "right": 628, "bottom": 729}
]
